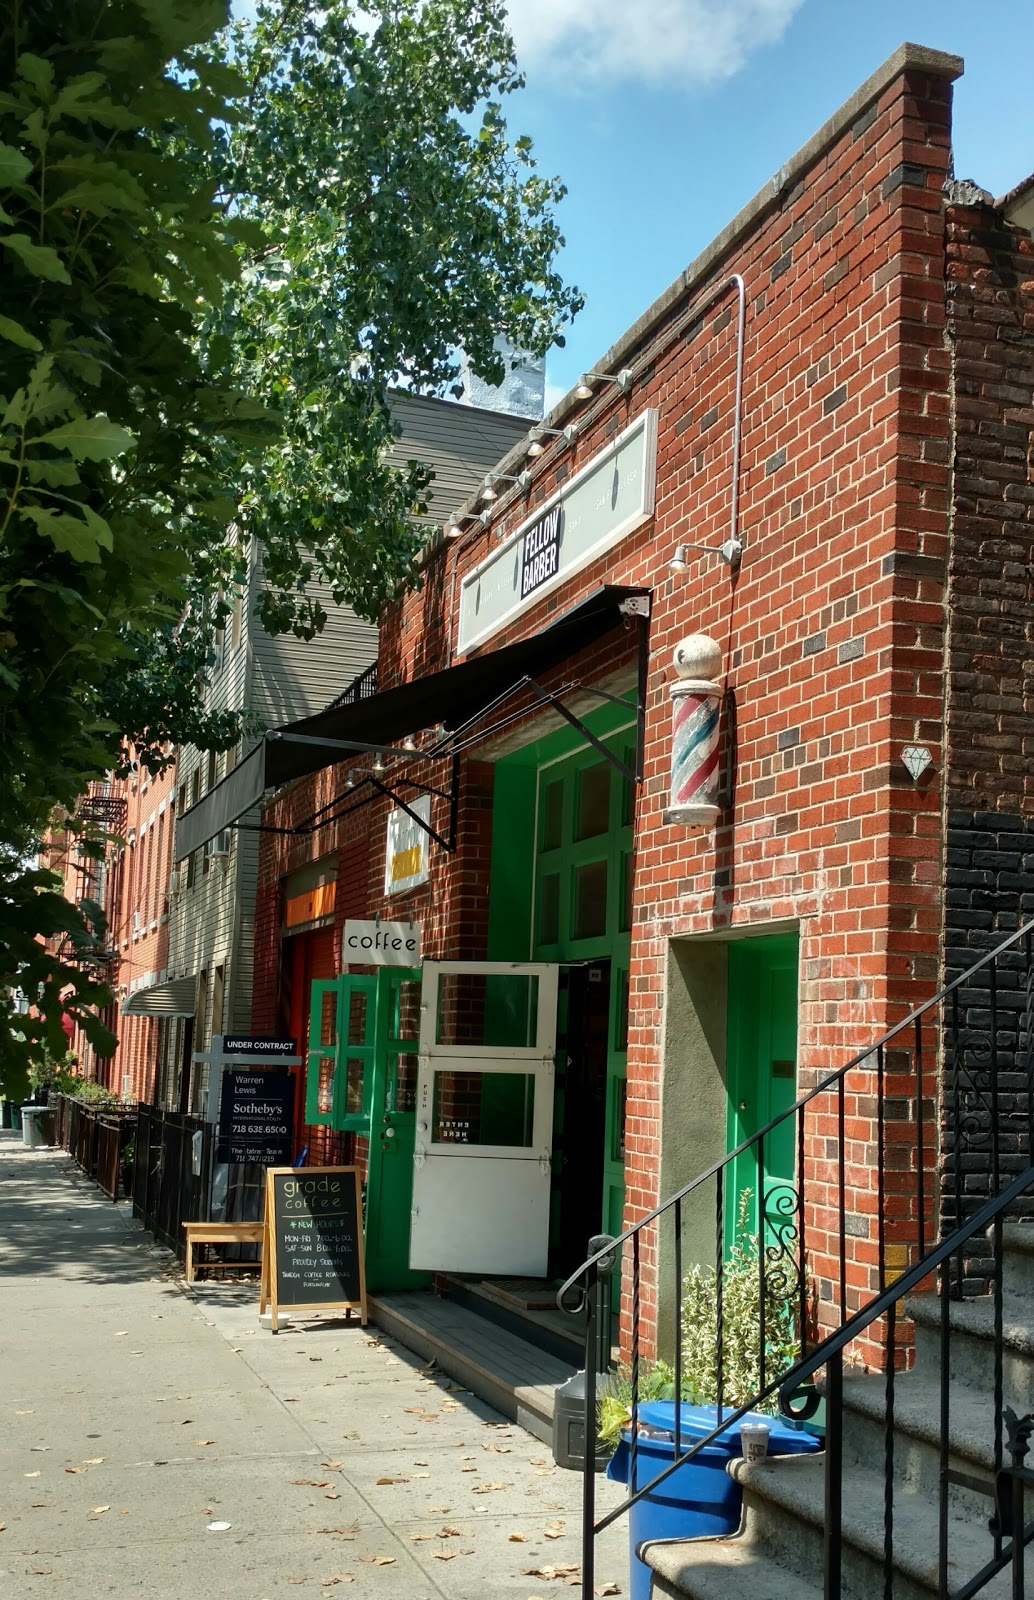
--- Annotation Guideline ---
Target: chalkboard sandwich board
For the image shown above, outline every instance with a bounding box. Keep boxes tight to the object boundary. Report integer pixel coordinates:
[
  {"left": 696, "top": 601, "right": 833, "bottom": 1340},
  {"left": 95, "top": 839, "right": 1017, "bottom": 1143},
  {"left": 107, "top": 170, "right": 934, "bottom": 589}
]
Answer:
[{"left": 260, "top": 1167, "right": 367, "bottom": 1333}]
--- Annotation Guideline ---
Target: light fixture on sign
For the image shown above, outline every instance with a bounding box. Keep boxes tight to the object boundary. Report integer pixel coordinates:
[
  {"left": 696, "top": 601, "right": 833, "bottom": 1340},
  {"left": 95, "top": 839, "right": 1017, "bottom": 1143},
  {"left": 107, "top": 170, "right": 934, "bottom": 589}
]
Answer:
[
  {"left": 668, "top": 537, "right": 744, "bottom": 573},
  {"left": 525, "top": 423, "right": 580, "bottom": 457},
  {"left": 575, "top": 368, "right": 633, "bottom": 400},
  {"left": 901, "top": 745, "right": 933, "bottom": 781},
  {"left": 345, "top": 770, "right": 356, "bottom": 788},
  {"left": 481, "top": 470, "right": 532, "bottom": 503},
  {"left": 371, "top": 753, "right": 386, "bottom": 776},
  {"left": 402, "top": 734, "right": 417, "bottom": 752}
]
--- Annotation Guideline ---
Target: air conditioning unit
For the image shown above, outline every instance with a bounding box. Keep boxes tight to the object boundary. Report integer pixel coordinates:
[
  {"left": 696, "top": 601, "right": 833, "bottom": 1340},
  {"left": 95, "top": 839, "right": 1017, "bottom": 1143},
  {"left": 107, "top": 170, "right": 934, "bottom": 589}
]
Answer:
[
  {"left": 208, "top": 830, "right": 232, "bottom": 860},
  {"left": 131, "top": 911, "right": 142, "bottom": 935}
]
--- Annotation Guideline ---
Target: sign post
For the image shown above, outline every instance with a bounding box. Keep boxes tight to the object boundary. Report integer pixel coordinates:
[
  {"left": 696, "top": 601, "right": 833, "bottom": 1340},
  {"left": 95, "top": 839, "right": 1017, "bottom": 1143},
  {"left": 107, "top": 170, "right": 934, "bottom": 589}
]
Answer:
[{"left": 260, "top": 1166, "right": 367, "bottom": 1333}]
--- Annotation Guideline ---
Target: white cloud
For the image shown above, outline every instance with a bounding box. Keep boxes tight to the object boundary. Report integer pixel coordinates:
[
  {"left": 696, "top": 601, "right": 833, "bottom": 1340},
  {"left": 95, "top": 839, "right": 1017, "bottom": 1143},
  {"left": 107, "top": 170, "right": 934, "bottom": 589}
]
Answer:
[{"left": 505, "top": 0, "right": 802, "bottom": 88}]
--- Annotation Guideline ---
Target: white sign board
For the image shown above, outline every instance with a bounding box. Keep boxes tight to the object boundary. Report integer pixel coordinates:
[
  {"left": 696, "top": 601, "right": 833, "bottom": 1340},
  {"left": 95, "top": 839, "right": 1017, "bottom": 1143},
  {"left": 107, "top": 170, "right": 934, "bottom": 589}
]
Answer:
[
  {"left": 458, "top": 408, "right": 657, "bottom": 653},
  {"left": 343, "top": 919, "right": 421, "bottom": 966},
  {"left": 384, "top": 797, "right": 431, "bottom": 896}
]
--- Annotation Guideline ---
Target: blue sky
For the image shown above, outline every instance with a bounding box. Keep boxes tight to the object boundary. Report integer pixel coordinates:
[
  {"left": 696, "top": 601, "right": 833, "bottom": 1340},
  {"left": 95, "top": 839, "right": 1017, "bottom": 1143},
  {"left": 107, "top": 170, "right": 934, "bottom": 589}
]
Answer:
[{"left": 502, "top": 0, "right": 1034, "bottom": 405}]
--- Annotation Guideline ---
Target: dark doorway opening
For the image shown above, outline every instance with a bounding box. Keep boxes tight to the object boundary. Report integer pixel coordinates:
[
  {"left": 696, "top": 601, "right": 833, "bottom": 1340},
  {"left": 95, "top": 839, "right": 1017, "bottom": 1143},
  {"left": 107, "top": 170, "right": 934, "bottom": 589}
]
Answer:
[{"left": 551, "top": 959, "right": 611, "bottom": 1277}]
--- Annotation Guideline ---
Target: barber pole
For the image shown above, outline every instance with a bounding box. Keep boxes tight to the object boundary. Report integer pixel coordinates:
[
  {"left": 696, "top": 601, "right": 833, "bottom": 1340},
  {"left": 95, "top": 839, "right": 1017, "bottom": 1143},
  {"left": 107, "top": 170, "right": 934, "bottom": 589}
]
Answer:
[{"left": 667, "top": 634, "right": 722, "bottom": 827}]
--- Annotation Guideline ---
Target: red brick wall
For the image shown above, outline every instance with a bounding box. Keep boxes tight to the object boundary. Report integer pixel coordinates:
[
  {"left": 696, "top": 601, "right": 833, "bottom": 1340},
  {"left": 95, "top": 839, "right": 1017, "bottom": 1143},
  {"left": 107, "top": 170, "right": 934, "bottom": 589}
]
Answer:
[{"left": 256, "top": 59, "right": 968, "bottom": 1350}]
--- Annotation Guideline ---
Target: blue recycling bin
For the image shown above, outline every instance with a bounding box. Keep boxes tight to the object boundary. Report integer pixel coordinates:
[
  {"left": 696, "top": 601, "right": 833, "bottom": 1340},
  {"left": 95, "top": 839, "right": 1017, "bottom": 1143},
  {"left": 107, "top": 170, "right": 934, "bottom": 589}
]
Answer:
[{"left": 607, "top": 1402, "right": 821, "bottom": 1600}]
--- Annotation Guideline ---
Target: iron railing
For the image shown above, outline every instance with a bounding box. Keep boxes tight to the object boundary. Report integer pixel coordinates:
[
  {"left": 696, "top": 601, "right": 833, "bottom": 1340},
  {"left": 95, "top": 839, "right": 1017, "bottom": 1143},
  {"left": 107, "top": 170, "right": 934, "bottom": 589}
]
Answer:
[
  {"left": 55, "top": 1094, "right": 137, "bottom": 1200},
  {"left": 778, "top": 1164, "right": 1034, "bottom": 1598},
  {"left": 132, "top": 1104, "right": 266, "bottom": 1262},
  {"left": 561, "top": 916, "right": 1034, "bottom": 1597}
]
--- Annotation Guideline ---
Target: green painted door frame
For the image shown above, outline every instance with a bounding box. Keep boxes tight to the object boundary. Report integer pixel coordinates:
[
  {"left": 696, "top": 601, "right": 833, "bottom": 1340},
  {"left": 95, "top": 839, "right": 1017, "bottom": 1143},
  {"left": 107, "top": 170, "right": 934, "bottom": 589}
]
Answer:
[
  {"left": 305, "top": 968, "right": 428, "bottom": 1293},
  {"left": 725, "top": 933, "right": 800, "bottom": 1250},
  {"left": 488, "top": 702, "right": 635, "bottom": 1271}
]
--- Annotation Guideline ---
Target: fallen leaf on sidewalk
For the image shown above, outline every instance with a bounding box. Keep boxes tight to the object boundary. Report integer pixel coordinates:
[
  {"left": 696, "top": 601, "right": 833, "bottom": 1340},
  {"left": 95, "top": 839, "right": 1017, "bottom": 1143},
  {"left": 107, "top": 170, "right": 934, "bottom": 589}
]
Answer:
[
  {"left": 471, "top": 1482, "right": 506, "bottom": 1494},
  {"left": 508, "top": 1533, "right": 527, "bottom": 1543},
  {"left": 24, "top": 1471, "right": 40, "bottom": 1478},
  {"left": 30, "top": 1446, "right": 49, "bottom": 1453},
  {"left": 319, "top": 1577, "right": 354, "bottom": 1586},
  {"left": 374, "top": 1476, "right": 408, "bottom": 1485},
  {"left": 82, "top": 1458, "right": 104, "bottom": 1465},
  {"left": 409, "top": 1533, "right": 432, "bottom": 1542},
  {"left": 432, "top": 1551, "right": 457, "bottom": 1561},
  {"left": 521, "top": 1566, "right": 581, "bottom": 1582},
  {"left": 460, "top": 1466, "right": 477, "bottom": 1473},
  {"left": 28, "top": 1565, "right": 53, "bottom": 1575},
  {"left": 484, "top": 1443, "right": 511, "bottom": 1453},
  {"left": 321, "top": 1461, "right": 343, "bottom": 1470},
  {"left": 14, "top": 1409, "right": 34, "bottom": 1415},
  {"left": 293, "top": 1479, "right": 332, "bottom": 1487},
  {"left": 114, "top": 1331, "right": 128, "bottom": 1337},
  {"left": 324, "top": 1492, "right": 341, "bottom": 1501},
  {"left": 195, "top": 1440, "right": 216, "bottom": 1447},
  {"left": 595, "top": 1584, "right": 621, "bottom": 1595},
  {"left": 89, "top": 1507, "right": 110, "bottom": 1516},
  {"left": 360, "top": 1556, "right": 395, "bottom": 1566},
  {"left": 438, "top": 1526, "right": 462, "bottom": 1537},
  {"left": 429, "top": 1504, "right": 449, "bottom": 1512},
  {"left": 308, "top": 1527, "right": 357, "bottom": 1538}
]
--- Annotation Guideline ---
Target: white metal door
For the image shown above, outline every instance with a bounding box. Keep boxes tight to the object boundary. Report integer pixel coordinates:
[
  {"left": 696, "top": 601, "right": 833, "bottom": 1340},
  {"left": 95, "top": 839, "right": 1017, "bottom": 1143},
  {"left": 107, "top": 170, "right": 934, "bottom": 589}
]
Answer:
[{"left": 409, "top": 961, "right": 559, "bottom": 1275}]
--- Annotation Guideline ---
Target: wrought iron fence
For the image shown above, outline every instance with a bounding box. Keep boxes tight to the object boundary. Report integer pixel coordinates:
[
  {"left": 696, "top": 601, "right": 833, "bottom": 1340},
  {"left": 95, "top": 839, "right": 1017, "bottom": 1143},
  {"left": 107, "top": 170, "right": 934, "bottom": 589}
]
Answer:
[
  {"left": 132, "top": 1104, "right": 267, "bottom": 1262},
  {"left": 560, "top": 916, "right": 1034, "bottom": 1598},
  {"left": 55, "top": 1094, "right": 136, "bottom": 1200}
]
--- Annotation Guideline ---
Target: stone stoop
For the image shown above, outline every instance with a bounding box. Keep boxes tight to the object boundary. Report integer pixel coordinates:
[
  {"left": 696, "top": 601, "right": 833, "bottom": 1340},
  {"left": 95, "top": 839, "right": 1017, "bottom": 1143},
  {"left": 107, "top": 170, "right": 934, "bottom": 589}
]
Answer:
[{"left": 642, "top": 1222, "right": 1034, "bottom": 1600}]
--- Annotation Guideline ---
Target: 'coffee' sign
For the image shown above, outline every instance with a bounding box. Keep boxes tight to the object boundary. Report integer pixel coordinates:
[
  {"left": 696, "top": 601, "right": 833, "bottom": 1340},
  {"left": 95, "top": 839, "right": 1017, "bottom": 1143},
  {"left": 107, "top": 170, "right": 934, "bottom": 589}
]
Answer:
[
  {"left": 343, "top": 919, "right": 421, "bottom": 967},
  {"left": 520, "top": 505, "right": 561, "bottom": 600}
]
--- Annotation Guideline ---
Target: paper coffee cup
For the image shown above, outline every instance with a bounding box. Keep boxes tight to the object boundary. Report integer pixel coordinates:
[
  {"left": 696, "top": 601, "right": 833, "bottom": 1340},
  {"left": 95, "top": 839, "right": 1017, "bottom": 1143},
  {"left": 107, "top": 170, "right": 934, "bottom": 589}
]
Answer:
[{"left": 739, "top": 1422, "right": 770, "bottom": 1461}]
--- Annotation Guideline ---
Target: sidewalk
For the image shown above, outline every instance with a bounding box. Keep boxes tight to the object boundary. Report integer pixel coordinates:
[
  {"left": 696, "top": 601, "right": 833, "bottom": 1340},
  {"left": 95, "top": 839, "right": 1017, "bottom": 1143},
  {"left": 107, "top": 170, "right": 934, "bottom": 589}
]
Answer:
[{"left": 0, "top": 1133, "right": 627, "bottom": 1599}]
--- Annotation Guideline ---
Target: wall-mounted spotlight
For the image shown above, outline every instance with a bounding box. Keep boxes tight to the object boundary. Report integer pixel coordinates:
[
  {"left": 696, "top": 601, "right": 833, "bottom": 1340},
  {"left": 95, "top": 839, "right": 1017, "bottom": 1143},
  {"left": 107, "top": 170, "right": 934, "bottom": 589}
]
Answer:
[
  {"left": 371, "top": 753, "right": 386, "bottom": 776},
  {"left": 402, "top": 734, "right": 418, "bottom": 752},
  {"left": 668, "top": 537, "right": 744, "bottom": 573},
  {"left": 574, "top": 368, "right": 633, "bottom": 401},
  {"left": 525, "top": 423, "right": 580, "bottom": 458},
  {"left": 345, "top": 770, "right": 356, "bottom": 789},
  {"left": 481, "top": 470, "right": 532, "bottom": 504},
  {"left": 442, "top": 512, "right": 465, "bottom": 539}
]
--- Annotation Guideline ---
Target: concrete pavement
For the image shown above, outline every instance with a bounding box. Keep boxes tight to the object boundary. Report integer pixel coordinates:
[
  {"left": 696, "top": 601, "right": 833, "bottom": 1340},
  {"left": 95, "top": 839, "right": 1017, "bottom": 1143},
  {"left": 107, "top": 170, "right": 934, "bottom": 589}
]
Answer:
[{"left": 0, "top": 1133, "right": 627, "bottom": 1598}]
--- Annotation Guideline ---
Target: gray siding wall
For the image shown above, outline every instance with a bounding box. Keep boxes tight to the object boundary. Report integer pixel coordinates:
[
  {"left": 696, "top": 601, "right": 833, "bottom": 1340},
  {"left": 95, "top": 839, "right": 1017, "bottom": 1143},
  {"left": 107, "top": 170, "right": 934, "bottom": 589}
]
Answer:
[{"left": 168, "top": 394, "right": 529, "bottom": 1104}]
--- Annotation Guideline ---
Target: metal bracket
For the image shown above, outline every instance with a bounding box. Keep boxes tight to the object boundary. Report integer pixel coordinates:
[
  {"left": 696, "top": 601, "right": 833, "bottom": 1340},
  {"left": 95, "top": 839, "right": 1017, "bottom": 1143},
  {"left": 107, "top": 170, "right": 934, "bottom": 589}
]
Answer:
[{"left": 525, "top": 680, "right": 638, "bottom": 786}]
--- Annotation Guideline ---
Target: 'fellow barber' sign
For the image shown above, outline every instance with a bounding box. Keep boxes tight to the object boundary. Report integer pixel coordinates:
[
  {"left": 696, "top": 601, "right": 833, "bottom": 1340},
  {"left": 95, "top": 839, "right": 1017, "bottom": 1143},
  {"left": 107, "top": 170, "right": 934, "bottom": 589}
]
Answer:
[{"left": 520, "top": 505, "right": 561, "bottom": 600}]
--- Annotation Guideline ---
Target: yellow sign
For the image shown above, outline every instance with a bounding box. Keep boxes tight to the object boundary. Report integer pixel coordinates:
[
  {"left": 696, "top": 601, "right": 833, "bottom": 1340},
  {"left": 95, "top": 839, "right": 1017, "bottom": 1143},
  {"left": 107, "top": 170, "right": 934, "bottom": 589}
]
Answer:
[{"left": 384, "top": 798, "right": 430, "bottom": 896}]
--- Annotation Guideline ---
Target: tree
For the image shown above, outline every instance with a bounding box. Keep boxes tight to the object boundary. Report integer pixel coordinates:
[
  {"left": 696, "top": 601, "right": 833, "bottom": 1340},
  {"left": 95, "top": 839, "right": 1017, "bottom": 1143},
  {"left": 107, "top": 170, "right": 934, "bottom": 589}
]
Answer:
[
  {"left": 0, "top": 0, "right": 272, "bottom": 1090},
  {"left": 194, "top": 0, "right": 583, "bottom": 639}
]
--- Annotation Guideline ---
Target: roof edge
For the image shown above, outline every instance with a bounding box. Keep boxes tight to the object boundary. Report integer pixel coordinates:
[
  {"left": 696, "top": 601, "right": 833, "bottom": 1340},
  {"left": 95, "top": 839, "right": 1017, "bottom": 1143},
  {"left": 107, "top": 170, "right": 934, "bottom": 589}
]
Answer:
[{"left": 418, "top": 41, "right": 964, "bottom": 570}]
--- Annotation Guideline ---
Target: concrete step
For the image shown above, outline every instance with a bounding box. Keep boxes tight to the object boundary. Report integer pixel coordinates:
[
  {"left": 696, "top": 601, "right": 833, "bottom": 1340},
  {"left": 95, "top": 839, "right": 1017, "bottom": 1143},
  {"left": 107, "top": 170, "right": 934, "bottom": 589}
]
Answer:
[
  {"left": 1000, "top": 1221, "right": 1034, "bottom": 1299},
  {"left": 646, "top": 1530, "right": 824, "bottom": 1600},
  {"left": 838, "top": 1370, "right": 1034, "bottom": 1522},
  {"left": 909, "top": 1290, "right": 1034, "bottom": 1409},
  {"left": 368, "top": 1289, "right": 575, "bottom": 1444},
  {"left": 730, "top": 1451, "right": 1017, "bottom": 1600}
]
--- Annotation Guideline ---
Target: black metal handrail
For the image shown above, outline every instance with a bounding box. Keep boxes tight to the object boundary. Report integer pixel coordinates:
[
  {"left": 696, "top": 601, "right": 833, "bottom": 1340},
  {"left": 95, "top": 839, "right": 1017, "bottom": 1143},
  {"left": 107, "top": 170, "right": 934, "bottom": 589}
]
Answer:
[
  {"left": 776, "top": 1163, "right": 1034, "bottom": 1597},
  {"left": 561, "top": 914, "right": 1034, "bottom": 1597}
]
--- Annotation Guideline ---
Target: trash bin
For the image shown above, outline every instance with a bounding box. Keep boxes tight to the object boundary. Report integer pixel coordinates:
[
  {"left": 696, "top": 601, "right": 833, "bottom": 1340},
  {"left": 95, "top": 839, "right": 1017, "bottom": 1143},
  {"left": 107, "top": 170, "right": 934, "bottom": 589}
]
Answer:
[
  {"left": 607, "top": 1402, "right": 822, "bottom": 1600},
  {"left": 21, "top": 1105, "right": 48, "bottom": 1149},
  {"left": 552, "top": 1370, "right": 610, "bottom": 1472}
]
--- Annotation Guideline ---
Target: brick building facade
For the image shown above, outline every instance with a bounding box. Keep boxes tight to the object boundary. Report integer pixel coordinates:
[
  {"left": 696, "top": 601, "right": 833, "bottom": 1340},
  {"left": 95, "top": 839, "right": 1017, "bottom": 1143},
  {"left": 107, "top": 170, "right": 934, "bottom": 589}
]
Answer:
[{"left": 174, "top": 44, "right": 1034, "bottom": 1336}]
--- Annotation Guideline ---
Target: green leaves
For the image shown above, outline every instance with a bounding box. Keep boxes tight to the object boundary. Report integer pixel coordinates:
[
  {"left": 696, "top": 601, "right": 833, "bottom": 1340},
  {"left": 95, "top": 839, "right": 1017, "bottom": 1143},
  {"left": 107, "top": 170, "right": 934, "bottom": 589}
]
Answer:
[
  {"left": 0, "top": 314, "right": 41, "bottom": 351},
  {"left": 37, "top": 416, "right": 136, "bottom": 462},
  {"left": 1, "top": 233, "right": 70, "bottom": 283},
  {"left": 19, "top": 504, "right": 114, "bottom": 562},
  {"left": 0, "top": 141, "right": 31, "bottom": 185}
]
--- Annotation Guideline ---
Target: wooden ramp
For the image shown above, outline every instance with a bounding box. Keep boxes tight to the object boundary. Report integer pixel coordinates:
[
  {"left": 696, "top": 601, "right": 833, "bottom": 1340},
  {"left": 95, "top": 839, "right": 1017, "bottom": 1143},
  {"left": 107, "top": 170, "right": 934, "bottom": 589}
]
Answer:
[{"left": 368, "top": 1290, "right": 577, "bottom": 1444}]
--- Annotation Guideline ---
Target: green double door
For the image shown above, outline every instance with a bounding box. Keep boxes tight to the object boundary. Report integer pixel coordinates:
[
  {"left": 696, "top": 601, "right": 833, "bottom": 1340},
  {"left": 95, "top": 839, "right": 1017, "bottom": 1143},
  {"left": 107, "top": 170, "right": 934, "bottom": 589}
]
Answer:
[
  {"left": 725, "top": 933, "right": 799, "bottom": 1248},
  {"left": 305, "top": 966, "right": 428, "bottom": 1293}
]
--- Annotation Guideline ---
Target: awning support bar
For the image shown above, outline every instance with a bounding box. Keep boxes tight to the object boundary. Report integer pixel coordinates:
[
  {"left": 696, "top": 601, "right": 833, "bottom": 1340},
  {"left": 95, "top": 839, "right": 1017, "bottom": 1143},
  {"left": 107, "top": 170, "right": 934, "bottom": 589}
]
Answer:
[
  {"left": 368, "top": 770, "right": 457, "bottom": 855},
  {"left": 525, "top": 680, "right": 639, "bottom": 787}
]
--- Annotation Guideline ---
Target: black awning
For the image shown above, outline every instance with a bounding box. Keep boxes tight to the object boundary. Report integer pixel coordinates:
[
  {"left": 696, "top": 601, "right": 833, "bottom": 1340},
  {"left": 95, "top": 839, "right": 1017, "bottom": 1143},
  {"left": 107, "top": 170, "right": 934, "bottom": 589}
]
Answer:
[{"left": 175, "top": 585, "right": 649, "bottom": 861}]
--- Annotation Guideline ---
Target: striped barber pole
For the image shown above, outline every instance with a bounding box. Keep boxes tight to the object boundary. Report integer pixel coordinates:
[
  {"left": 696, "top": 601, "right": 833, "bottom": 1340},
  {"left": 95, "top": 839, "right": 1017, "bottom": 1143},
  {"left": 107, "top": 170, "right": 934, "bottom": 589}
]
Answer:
[{"left": 666, "top": 635, "right": 722, "bottom": 826}]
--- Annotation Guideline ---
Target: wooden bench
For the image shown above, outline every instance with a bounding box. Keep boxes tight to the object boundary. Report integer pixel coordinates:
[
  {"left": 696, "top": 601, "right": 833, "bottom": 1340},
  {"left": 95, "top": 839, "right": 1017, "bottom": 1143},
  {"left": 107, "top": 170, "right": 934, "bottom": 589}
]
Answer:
[{"left": 182, "top": 1221, "right": 265, "bottom": 1283}]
